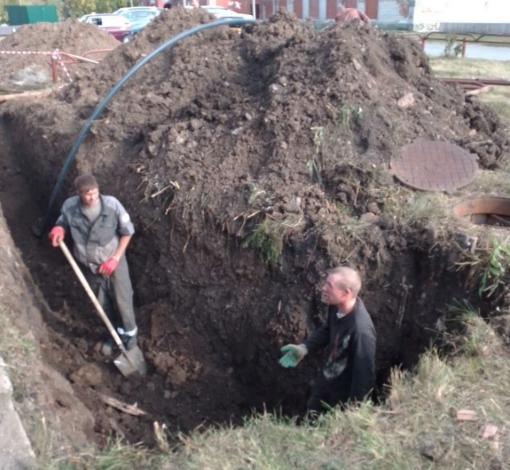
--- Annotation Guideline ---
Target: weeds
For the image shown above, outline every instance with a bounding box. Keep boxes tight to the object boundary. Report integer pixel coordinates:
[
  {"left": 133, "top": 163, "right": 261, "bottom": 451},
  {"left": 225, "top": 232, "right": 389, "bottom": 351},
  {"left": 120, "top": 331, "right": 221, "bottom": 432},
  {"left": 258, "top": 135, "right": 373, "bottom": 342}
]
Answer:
[
  {"left": 44, "top": 439, "right": 164, "bottom": 470},
  {"left": 306, "top": 158, "right": 322, "bottom": 185},
  {"left": 337, "top": 103, "right": 363, "bottom": 133},
  {"left": 334, "top": 204, "right": 372, "bottom": 242},
  {"left": 242, "top": 215, "right": 302, "bottom": 266},
  {"left": 383, "top": 192, "right": 448, "bottom": 226},
  {"left": 310, "top": 126, "right": 325, "bottom": 154},
  {"left": 458, "top": 236, "right": 510, "bottom": 298},
  {"left": 443, "top": 35, "right": 463, "bottom": 57},
  {"left": 247, "top": 182, "right": 267, "bottom": 205}
]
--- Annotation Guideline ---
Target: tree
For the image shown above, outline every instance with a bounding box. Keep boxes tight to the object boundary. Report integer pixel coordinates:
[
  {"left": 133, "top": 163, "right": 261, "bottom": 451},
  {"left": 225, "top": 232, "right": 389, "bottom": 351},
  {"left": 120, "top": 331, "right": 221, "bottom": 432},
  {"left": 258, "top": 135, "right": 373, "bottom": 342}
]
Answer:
[{"left": 64, "top": 0, "right": 96, "bottom": 17}]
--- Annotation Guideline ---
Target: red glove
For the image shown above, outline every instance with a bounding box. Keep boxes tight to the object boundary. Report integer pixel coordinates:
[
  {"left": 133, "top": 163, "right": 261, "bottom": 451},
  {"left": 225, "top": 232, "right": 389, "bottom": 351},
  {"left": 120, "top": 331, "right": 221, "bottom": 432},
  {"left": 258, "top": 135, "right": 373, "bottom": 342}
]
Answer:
[
  {"left": 48, "top": 226, "right": 65, "bottom": 247},
  {"left": 99, "top": 257, "right": 119, "bottom": 276}
]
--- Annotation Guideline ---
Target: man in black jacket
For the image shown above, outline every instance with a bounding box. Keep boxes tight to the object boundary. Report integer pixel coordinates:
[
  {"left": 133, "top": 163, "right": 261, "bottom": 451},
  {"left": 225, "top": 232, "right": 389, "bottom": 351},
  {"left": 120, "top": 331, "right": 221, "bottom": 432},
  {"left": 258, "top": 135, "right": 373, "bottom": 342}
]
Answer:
[{"left": 279, "top": 267, "right": 376, "bottom": 413}]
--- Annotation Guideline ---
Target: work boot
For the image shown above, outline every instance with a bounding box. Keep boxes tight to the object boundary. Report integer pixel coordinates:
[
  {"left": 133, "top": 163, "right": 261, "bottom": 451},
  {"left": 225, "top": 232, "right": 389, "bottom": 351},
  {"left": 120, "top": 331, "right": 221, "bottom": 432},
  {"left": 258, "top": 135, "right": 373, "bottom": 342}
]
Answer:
[
  {"left": 122, "top": 334, "right": 137, "bottom": 350},
  {"left": 100, "top": 337, "right": 114, "bottom": 357}
]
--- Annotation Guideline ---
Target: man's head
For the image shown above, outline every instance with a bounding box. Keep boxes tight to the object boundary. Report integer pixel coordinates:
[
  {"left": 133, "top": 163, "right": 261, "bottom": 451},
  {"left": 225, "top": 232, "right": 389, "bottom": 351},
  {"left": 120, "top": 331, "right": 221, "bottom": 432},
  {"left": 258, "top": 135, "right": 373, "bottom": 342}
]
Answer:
[
  {"left": 321, "top": 266, "right": 361, "bottom": 308},
  {"left": 75, "top": 174, "right": 100, "bottom": 207}
]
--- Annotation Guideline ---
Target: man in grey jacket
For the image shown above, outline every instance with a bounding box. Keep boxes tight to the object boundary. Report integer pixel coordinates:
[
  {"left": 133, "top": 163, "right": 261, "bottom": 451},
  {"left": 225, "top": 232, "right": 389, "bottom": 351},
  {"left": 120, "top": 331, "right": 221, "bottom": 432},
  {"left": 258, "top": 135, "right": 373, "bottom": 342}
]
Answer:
[
  {"left": 48, "top": 174, "right": 138, "bottom": 355},
  {"left": 279, "top": 267, "right": 376, "bottom": 413}
]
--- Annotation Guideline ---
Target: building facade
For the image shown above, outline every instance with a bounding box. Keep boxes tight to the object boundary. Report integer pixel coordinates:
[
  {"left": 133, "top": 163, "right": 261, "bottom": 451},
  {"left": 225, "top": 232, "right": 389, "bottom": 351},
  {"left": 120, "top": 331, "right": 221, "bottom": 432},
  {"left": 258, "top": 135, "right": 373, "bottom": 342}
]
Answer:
[{"left": 143, "top": 0, "right": 510, "bottom": 33}]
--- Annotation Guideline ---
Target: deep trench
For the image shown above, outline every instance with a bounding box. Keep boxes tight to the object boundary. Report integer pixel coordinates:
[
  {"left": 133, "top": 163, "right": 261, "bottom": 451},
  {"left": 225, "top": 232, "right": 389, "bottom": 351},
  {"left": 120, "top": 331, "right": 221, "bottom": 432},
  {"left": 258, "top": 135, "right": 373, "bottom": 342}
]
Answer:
[{"left": 0, "top": 115, "right": 483, "bottom": 445}]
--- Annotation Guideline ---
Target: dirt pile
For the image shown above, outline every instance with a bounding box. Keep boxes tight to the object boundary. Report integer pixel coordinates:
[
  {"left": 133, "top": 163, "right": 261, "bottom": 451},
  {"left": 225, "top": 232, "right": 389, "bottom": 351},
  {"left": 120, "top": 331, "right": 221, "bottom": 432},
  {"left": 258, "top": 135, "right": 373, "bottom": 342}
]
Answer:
[
  {"left": 0, "top": 19, "right": 119, "bottom": 92},
  {"left": 2, "top": 8, "right": 509, "bottom": 443}
]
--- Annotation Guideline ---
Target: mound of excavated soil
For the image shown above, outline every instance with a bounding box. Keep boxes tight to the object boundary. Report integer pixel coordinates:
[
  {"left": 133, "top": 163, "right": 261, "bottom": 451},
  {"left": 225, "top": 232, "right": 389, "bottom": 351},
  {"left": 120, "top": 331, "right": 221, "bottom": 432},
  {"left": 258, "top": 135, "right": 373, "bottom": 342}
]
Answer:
[
  {"left": 0, "top": 19, "right": 119, "bottom": 92},
  {"left": 2, "top": 9, "right": 510, "bottom": 442}
]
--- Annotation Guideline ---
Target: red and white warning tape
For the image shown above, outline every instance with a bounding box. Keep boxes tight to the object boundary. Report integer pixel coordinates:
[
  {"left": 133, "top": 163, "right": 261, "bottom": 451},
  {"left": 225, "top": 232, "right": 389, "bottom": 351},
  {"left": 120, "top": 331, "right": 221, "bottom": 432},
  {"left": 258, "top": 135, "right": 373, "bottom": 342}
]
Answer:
[
  {"left": 0, "top": 49, "right": 73, "bottom": 82},
  {"left": 51, "top": 49, "right": 72, "bottom": 82}
]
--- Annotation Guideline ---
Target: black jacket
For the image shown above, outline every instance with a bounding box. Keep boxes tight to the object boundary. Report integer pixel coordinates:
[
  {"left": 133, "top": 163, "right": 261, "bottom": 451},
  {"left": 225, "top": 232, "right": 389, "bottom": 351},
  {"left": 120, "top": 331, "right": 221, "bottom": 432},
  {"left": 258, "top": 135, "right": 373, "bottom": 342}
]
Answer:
[{"left": 303, "top": 298, "right": 376, "bottom": 402}]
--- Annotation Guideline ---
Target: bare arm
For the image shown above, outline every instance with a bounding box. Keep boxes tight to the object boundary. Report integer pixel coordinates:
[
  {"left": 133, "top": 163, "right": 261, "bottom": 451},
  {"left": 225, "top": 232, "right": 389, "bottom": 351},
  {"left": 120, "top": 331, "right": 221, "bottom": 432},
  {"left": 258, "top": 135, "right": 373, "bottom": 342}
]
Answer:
[{"left": 113, "top": 234, "right": 132, "bottom": 261}]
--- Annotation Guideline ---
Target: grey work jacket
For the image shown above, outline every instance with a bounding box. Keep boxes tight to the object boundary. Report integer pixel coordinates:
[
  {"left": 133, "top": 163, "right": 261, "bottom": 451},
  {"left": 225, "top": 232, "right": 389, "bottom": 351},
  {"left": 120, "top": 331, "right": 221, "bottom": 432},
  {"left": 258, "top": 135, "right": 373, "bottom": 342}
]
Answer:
[{"left": 56, "top": 195, "right": 135, "bottom": 273}]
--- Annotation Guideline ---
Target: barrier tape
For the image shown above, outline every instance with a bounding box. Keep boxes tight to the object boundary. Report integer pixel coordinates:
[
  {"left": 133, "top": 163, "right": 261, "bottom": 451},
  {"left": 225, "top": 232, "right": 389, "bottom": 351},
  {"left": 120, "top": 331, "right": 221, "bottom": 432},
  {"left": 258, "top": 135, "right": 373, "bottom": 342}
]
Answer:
[
  {"left": 0, "top": 49, "right": 72, "bottom": 82},
  {"left": 51, "top": 49, "right": 72, "bottom": 82}
]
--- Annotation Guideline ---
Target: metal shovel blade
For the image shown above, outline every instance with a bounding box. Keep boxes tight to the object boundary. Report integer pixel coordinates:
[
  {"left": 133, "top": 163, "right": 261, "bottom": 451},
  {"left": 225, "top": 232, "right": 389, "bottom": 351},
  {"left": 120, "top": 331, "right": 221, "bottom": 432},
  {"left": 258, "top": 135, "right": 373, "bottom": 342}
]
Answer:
[{"left": 114, "top": 345, "right": 147, "bottom": 377}]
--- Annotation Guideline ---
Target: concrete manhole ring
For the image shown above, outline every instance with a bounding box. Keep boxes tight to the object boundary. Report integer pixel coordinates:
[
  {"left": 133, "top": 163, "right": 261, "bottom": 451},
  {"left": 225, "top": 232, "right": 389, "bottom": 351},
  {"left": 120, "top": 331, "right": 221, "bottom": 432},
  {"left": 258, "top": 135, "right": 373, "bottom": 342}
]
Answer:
[
  {"left": 454, "top": 197, "right": 510, "bottom": 228},
  {"left": 391, "top": 141, "right": 478, "bottom": 192}
]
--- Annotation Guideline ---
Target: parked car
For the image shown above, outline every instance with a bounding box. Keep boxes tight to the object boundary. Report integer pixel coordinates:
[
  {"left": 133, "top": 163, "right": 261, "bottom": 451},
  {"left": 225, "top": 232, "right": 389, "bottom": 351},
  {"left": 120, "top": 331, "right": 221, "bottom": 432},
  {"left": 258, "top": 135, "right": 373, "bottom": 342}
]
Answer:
[
  {"left": 114, "top": 6, "right": 161, "bottom": 25},
  {"left": 113, "top": 7, "right": 161, "bottom": 43},
  {"left": 81, "top": 14, "right": 132, "bottom": 41},
  {"left": 119, "top": 22, "right": 146, "bottom": 43}
]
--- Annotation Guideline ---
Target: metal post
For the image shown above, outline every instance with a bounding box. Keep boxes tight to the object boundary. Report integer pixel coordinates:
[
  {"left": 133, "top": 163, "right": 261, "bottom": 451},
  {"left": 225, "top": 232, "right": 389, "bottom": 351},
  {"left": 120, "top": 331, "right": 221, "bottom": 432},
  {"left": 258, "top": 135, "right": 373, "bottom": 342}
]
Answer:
[
  {"left": 51, "top": 57, "right": 58, "bottom": 84},
  {"left": 252, "top": 0, "right": 256, "bottom": 17},
  {"left": 462, "top": 38, "right": 466, "bottom": 58},
  {"left": 421, "top": 36, "right": 426, "bottom": 51}
]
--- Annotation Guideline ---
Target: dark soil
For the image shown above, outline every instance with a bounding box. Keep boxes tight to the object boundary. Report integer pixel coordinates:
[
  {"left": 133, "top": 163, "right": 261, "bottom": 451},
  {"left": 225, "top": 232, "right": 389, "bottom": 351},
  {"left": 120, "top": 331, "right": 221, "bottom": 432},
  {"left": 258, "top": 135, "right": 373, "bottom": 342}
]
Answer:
[
  {"left": 1, "top": 9, "right": 509, "bottom": 446},
  {"left": 0, "top": 19, "right": 119, "bottom": 92}
]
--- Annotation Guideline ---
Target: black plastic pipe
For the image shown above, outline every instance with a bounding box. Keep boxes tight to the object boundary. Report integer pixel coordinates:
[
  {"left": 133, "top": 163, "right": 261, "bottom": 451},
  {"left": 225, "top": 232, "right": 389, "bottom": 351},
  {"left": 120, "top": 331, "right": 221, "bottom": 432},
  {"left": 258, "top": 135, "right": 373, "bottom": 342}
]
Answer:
[{"left": 39, "top": 17, "right": 255, "bottom": 236}]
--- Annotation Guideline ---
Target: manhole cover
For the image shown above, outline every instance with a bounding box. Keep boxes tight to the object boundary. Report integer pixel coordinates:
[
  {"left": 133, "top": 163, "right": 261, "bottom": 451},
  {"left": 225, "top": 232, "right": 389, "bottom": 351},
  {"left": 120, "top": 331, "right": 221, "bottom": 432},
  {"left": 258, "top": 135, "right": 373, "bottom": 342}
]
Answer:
[
  {"left": 391, "top": 141, "right": 478, "bottom": 192},
  {"left": 454, "top": 197, "right": 510, "bottom": 228}
]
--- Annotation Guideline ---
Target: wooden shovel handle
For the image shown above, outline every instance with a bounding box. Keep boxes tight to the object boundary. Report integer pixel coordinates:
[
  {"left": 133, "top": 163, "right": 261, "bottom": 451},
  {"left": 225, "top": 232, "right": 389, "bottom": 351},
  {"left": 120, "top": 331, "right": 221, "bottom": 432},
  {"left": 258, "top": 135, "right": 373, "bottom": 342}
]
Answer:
[{"left": 59, "top": 241, "right": 125, "bottom": 352}]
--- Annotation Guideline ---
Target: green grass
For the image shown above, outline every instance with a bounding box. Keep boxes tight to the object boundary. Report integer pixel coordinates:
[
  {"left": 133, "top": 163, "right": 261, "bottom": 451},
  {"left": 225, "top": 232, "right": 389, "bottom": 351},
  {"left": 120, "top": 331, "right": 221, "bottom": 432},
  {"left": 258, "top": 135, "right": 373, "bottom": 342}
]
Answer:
[
  {"left": 243, "top": 214, "right": 303, "bottom": 266},
  {"left": 430, "top": 57, "right": 510, "bottom": 79},
  {"left": 457, "top": 235, "right": 510, "bottom": 298}
]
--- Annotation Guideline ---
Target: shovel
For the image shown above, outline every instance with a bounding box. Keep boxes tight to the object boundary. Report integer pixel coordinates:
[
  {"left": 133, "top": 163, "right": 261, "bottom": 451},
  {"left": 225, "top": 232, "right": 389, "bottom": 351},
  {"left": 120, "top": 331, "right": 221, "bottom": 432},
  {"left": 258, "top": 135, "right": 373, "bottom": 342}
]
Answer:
[{"left": 59, "top": 241, "right": 147, "bottom": 378}]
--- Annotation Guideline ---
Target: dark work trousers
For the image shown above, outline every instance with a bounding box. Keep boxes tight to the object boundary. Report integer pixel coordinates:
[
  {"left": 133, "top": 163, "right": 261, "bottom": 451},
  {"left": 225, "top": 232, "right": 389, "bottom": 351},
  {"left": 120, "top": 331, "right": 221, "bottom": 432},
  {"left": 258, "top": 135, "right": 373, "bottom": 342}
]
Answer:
[
  {"left": 307, "top": 370, "right": 348, "bottom": 414},
  {"left": 84, "top": 256, "right": 137, "bottom": 334}
]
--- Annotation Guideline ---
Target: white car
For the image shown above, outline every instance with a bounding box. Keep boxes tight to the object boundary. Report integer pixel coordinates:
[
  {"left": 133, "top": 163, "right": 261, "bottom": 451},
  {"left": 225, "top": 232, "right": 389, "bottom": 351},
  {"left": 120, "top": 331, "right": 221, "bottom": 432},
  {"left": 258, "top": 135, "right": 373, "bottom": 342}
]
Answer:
[{"left": 200, "top": 6, "right": 254, "bottom": 21}]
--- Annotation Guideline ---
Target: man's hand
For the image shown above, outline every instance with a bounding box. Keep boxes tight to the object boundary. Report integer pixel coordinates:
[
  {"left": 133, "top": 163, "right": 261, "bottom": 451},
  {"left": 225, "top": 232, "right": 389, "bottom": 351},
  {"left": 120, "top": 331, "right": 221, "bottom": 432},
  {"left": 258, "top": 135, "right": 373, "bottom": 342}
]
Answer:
[
  {"left": 99, "top": 257, "right": 119, "bottom": 276},
  {"left": 279, "top": 344, "right": 307, "bottom": 368},
  {"left": 48, "top": 226, "right": 65, "bottom": 247}
]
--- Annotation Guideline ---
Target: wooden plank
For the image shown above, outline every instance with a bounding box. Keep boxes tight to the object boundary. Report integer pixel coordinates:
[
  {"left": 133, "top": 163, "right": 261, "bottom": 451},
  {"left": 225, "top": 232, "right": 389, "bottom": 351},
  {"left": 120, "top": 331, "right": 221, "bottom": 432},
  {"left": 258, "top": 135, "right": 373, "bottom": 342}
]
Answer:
[{"left": 98, "top": 392, "right": 148, "bottom": 416}]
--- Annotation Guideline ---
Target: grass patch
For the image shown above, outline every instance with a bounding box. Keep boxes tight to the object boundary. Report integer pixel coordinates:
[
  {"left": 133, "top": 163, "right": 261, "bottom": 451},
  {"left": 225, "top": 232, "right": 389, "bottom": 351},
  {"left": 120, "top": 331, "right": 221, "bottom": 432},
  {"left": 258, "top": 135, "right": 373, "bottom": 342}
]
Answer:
[
  {"left": 243, "top": 214, "right": 303, "bottom": 266},
  {"left": 457, "top": 235, "right": 510, "bottom": 299},
  {"left": 383, "top": 190, "right": 450, "bottom": 227},
  {"left": 462, "top": 168, "right": 510, "bottom": 197},
  {"left": 43, "top": 440, "right": 165, "bottom": 470},
  {"left": 428, "top": 58, "right": 510, "bottom": 78},
  {"left": 46, "top": 314, "right": 510, "bottom": 469},
  {"left": 430, "top": 58, "right": 510, "bottom": 118},
  {"left": 334, "top": 203, "right": 371, "bottom": 239}
]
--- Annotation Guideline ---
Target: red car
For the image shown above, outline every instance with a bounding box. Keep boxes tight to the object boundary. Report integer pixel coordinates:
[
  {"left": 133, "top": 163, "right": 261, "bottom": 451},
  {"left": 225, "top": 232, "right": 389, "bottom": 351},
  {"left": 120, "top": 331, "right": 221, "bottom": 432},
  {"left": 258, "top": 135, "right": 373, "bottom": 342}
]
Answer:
[{"left": 81, "top": 14, "right": 132, "bottom": 41}]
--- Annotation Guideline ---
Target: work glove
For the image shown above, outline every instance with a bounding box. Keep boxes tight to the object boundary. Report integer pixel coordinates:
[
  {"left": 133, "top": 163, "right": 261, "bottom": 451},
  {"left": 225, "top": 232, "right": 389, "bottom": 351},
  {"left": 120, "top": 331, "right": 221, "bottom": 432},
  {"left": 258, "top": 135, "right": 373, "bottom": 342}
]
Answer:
[
  {"left": 279, "top": 344, "right": 307, "bottom": 368},
  {"left": 48, "top": 226, "right": 65, "bottom": 247},
  {"left": 99, "top": 257, "right": 119, "bottom": 276}
]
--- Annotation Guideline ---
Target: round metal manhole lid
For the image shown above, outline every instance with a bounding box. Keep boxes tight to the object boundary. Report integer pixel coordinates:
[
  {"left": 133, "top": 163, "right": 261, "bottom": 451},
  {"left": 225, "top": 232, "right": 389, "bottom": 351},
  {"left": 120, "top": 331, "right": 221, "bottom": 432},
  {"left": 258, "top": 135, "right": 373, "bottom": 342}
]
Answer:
[{"left": 391, "top": 141, "right": 478, "bottom": 192}]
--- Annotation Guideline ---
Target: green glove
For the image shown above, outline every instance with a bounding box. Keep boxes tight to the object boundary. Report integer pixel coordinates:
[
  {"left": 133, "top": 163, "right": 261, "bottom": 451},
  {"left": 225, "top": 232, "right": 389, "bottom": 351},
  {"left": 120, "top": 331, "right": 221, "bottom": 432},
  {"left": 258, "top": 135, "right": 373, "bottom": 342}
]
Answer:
[{"left": 279, "top": 344, "right": 307, "bottom": 368}]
